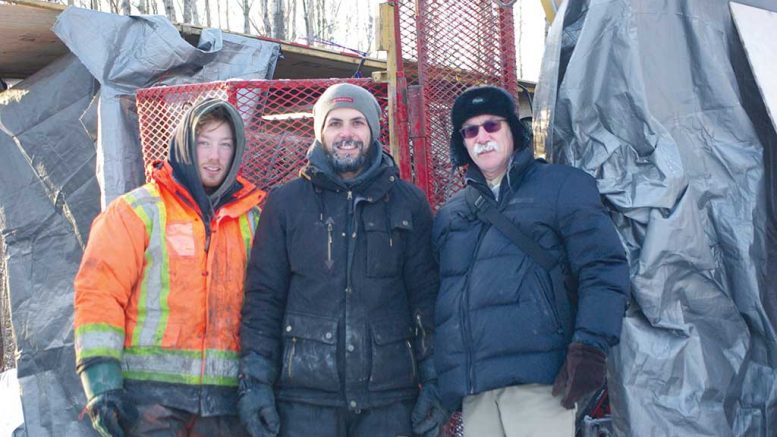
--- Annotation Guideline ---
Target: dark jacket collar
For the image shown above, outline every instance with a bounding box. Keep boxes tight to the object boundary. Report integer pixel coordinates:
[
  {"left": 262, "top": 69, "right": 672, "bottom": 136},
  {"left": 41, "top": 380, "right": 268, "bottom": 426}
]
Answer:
[
  {"left": 301, "top": 140, "right": 399, "bottom": 201},
  {"left": 465, "top": 146, "right": 535, "bottom": 200}
]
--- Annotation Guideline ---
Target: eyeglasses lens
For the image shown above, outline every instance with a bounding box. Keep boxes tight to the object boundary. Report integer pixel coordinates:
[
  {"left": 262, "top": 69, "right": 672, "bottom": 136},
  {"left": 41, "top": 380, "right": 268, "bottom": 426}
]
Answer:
[{"left": 460, "top": 120, "right": 503, "bottom": 139}]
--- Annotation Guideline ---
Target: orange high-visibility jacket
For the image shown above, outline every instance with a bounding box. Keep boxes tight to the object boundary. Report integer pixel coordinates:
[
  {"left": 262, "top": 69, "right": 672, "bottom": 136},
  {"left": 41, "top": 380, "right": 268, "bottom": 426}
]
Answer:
[{"left": 74, "top": 162, "right": 265, "bottom": 389}]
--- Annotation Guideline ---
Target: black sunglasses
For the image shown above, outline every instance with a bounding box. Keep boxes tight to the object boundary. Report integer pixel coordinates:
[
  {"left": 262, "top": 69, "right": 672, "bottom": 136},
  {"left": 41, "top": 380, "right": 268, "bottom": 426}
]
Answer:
[{"left": 459, "top": 119, "right": 506, "bottom": 139}]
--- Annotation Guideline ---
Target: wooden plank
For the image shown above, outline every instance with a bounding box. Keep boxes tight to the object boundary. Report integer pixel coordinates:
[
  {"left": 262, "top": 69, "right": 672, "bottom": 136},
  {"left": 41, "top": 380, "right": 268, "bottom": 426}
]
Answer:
[{"left": 0, "top": 3, "right": 67, "bottom": 78}]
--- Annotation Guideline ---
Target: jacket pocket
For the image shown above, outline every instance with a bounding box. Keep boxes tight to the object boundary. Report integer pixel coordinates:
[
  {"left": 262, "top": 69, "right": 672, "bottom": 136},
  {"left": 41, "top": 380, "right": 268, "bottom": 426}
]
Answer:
[
  {"left": 532, "top": 269, "right": 563, "bottom": 335},
  {"left": 368, "top": 318, "right": 417, "bottom": 391},
  {"left": 166, "top": 222, "right": 196, "bottom": 257},
  {"left": 279, "top": 313, "right": 340, "bottom": 392},
  {"left": 364, "top": 208, "right": 413, "bottom": 278}
]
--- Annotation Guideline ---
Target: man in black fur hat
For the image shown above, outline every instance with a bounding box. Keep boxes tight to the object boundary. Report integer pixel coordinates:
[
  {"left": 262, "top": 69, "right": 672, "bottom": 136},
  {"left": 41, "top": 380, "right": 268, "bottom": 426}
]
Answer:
[{"left": 432, "top": 85, "right": 630, "bottom": 436}]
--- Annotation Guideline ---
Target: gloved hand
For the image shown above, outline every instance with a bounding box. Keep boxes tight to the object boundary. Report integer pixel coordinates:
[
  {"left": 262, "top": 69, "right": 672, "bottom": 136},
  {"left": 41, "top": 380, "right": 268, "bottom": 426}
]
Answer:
[
  {"left": 79, "top": 360, "right": 137, "bottom": 437},
  {"left": 237, "top": 381, "right": 280, "bottom": 437},
  {"left": 552, "top": 342, "right": 607, "bottom": 409},
  {"left": 411, "top": 358, "right": 448, "bottom": 437},
  {"left": 238, "top": 352, "right": 281, "bottom": 437},
  {"left": 85, "top": 390, "right": 139, "bottom": 437}
]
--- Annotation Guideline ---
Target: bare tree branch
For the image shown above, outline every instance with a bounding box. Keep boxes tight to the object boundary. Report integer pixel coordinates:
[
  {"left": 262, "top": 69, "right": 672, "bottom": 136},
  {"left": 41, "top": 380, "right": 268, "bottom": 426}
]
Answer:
[
  {"left": 260, "top": 0, "right": 270, "bottom": 36},
  {"left": 233, "top": 0, "right": 255, "bottom": 34},
  {"left": 243, "top": 0, "right": 251, "bottom": 33},
  {"left": 224, "top": 0, "right": 230, "bottom": 30},
  {"left": 182, "top": 0, "right": 191, "bottom": 23},
  {"left": 302, "top": 0, "right": 314, "bottom": 44},
  {"left": 161, "top": 0, "right": 175, "bottom": 21},
  {"left": 287, "top": 0, "right": 296, "bottom": 41},
  {"left": 272, "top": 0, "right": 285, "bottom": 39}
]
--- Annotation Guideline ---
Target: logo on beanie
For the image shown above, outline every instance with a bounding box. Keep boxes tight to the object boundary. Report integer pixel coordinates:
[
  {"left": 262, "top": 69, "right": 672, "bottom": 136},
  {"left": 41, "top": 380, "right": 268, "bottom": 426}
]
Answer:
[
  {"left": 472, "top": 97, "right": 485, "bottom": 104},
  {"left": 332, "top": 97, "right": 354, "bottom": 103}
]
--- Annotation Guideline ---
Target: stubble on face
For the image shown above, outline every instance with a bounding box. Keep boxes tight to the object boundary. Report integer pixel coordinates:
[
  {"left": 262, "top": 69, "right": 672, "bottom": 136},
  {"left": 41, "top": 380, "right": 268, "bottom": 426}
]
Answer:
[{"left": 326, "top": 138, "right": 369, "bottom": 176}]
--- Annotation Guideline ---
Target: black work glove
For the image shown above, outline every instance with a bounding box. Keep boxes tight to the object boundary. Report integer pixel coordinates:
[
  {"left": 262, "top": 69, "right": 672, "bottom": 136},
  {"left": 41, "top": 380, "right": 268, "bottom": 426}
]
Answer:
[
  {"left": 552, "top": 342, "right": 607, "bottom": 409},
  {"left": 85, "top": 389, "right": 139, "bottom": 437},
  {"left": 238, "top": 380, "right": 280, "bottom": 437},
  {"left": 411, "top": 358, "right": 448, "bottom": 437},
  {"left": 238, "top": 352, "right": 281, "bottom": 437}
]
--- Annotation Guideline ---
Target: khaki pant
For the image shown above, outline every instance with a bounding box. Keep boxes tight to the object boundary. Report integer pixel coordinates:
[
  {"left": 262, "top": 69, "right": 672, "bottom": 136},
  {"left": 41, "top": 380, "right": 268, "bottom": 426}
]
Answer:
[{"left": 462, "top": 384, "right": 576, "bottom": 437}]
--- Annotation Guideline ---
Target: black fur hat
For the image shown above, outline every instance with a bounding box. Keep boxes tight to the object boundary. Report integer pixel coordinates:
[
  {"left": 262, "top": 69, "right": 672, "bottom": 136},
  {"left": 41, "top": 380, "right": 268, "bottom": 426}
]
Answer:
[{"left": 449, "top": 85, "right": 531, "bottom": 167}]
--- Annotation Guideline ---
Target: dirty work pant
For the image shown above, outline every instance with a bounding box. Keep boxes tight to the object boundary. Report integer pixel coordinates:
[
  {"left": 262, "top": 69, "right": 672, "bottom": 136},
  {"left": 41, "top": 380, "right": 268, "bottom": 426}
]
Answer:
[
  {"left": 462, "top": 384, "right": 576, "bottom": 437},
  {"left": 277, "top": 399, "right": 415, "bottom": 437},
  {"left": 126, "top": 403, "right": 250, "bottom": 437}
]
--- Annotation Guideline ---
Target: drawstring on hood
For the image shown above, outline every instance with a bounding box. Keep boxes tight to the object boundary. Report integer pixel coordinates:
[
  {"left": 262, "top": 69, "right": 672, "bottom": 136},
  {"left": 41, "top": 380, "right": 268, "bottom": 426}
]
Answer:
[{"left": 169, "top": 99, "right": 246, "bottom": 225}]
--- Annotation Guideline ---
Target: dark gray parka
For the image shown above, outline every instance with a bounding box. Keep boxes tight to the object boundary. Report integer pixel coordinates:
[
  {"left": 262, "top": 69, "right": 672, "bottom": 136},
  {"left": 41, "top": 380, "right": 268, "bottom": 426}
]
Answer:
[{"left": 240, "top": 141, "right": 439, "bottom": 410}]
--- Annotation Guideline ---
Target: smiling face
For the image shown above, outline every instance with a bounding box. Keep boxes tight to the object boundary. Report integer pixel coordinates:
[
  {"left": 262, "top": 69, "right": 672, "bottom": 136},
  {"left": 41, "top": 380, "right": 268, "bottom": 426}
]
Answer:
[
  {"left": 321, "top": 107, "right": 373, "bottom": 179},
  {"left": 195, "top": 120, "right": 235, "bottom": 191},
  {"left": 462, "top": 113, "right": 514, "bottom": 182}
]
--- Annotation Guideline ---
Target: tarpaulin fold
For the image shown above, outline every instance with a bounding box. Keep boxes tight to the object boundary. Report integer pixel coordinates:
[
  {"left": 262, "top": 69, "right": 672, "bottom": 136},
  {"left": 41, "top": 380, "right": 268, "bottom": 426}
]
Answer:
[
  {"left": 0, "top": 8, "right": 279, "bottom": 435},
  {"left": 533, "top": 0, "right": 777, "bottom": 435},
  {"left": 53, "top": 6, "right": 281, "bottom": 207}
]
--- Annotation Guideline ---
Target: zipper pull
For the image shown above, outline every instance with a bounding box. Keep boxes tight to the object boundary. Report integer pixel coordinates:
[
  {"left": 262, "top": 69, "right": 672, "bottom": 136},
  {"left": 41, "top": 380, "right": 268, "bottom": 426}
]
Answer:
[
  {"left": 325, "top": 217, "right": 335, "bottom": 269},
  {"left": 416, "top": 313, "right": 427, "bottom": 353}
]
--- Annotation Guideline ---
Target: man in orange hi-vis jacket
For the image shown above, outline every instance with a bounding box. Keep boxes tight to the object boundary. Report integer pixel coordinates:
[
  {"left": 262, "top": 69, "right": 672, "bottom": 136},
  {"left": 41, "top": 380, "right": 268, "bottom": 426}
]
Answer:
[{"left": 74, "top": 99, "right": 266, "bottom": 437}]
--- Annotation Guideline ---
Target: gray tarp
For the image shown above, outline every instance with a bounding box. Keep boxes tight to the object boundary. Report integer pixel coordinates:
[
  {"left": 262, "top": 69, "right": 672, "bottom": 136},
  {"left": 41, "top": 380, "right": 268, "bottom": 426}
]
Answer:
[
  {"left": 53, "top": 7, "right": 281, "bottom": 208},
  {"left": 533, "top": 0, "right": 777, "bottom": 436},
  {"left": 0, "top": 8, "right": 279, "bottom": 436},
  {"left": 0, "top": 54, "right": 101, "bottom": 436}
]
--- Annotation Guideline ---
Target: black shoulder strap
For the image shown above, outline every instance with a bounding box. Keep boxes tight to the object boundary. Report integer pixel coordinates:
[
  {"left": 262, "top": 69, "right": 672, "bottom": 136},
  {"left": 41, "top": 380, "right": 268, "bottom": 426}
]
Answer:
[
  {"left": 465, "top": 186, "right": 557, "bottom": 272},
  {"left": 465, "top": 185, "right": 576, "bottom": 338}
]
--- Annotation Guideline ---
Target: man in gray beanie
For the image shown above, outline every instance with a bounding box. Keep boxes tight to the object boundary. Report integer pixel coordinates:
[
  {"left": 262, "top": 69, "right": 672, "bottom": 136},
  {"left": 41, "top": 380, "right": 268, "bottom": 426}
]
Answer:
[{"left": 238, "top": 83, "right": 446, "bottom": 437}]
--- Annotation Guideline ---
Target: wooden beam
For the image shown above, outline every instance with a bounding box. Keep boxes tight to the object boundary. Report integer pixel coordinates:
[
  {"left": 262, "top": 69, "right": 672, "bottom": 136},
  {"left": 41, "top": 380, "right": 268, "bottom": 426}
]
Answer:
[
  {"left": 376, "top": 2, "right": 402, "bottom": 162},
  {"left": 0, "top": 2, "right": 67, "bottom": 78}
]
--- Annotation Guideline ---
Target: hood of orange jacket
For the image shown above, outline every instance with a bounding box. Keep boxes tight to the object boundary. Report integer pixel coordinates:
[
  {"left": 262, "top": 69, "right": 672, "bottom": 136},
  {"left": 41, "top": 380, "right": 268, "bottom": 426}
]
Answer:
[{"left": 168, "top": 99, "right": 247, "bottom": 226}]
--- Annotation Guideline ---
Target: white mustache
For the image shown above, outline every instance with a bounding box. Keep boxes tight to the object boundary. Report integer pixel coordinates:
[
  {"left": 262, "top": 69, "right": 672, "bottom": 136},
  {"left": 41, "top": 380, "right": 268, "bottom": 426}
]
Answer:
[{"left": 474, "top": 141, "right": 499, "bottom": 155}]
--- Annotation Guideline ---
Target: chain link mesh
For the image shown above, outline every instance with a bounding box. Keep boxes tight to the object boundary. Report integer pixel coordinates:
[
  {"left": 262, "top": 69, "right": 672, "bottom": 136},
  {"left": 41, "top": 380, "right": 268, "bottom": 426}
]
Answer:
[
  {"left": 398, "top": 0, "right": 518, "bottom": 210},
  {"left": 395, "top": 2, "right": 518, "bottom": 436},
  {"left": 136, "top": 79, "right": 389, "bottom": 191},
  {"left": 136, "top": 4, "right": 518, "bottom": 434}
]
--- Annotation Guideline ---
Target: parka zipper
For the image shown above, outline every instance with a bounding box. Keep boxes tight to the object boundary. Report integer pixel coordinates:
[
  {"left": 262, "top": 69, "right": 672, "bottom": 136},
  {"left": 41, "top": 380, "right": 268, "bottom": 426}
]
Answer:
[
  {"left": 325, "top": 217, "right": 334, "bottom": 268},
  {"left": 406, "top": 340, "right": 417, "bottom": 379},
  {"left": 415, "top": 313, "right": 427, "bottom": 355},
  {"left": 287, "top": 337, "right": 297, "bottom": 379},
  {"left": 461, "top": 223, "right": 491, "bottom": 394}
]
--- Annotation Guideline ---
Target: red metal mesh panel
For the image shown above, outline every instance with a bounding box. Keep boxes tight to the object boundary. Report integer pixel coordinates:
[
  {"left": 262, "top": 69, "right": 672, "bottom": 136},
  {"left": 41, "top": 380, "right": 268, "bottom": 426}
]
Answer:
[
  {"left": 136, "top": 79, "right": 389, "bottom": 191},
  {"left": 394, "top": 2, "right": 518, "bottom": 436},
  {"left": 397, "top": 0, "right": 518, "bottom": 210},
  {"left": 396, "top": 0, "right": 419, "bottom": 86}
]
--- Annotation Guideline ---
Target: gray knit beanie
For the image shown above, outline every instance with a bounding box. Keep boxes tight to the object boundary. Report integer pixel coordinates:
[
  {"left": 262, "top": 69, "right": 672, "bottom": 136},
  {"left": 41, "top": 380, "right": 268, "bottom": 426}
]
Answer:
[{"left": 313, "top": 83, "right": 381, "bottom": 144}]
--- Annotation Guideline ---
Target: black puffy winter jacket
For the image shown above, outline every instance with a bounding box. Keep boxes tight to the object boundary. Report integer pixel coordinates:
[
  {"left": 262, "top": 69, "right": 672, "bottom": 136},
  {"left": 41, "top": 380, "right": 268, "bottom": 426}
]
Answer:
[{"left": 432, "top": 146, "right": 629, "bottom": 410}]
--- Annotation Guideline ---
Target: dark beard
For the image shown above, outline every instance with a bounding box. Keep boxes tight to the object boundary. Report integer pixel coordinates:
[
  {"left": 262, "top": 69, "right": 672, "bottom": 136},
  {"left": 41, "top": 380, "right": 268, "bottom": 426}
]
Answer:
[{"left": 326, "top": 139, "right": 369, "bottom": 176}]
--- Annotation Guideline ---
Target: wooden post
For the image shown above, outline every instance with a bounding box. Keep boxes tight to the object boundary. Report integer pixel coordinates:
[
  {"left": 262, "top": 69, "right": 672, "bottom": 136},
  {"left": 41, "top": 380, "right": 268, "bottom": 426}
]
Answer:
[{"left": 374, "top": 2, "right": 412, "bottom": 180}]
